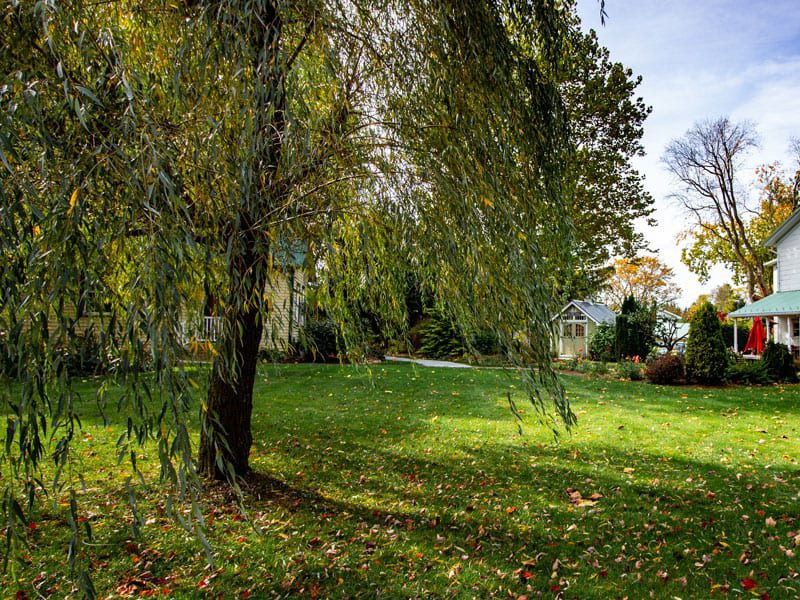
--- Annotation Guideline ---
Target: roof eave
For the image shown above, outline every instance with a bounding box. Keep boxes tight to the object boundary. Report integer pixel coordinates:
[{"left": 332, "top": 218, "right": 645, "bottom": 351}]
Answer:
[
  {"left": 551, "top": 300, "right": 603, "bottom": 324},
  {"left": 763, "top": 209, "right": 800, "bottom": 247}
]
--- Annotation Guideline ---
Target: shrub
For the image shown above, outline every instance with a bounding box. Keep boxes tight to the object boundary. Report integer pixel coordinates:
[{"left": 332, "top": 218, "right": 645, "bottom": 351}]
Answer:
[
  {"left": 418, "top": 309, "right": 464, "bottom": 358},
  {"left": 3, "top": 329, "right": 117, "bottom": 378},
  {"left": 588, "top": 361, "right": 609, "bottom": 377},
  {"left": 645, "top": 353, "right": 684, "bottom": 385},
  {"left": 761, "top": 341, "right": 798, "bottom": 383},
  {"left": 617, "top": 359, "right": 643, "bottom": 381},
  {"left": 589, "top": 323, "right": 616, "bottom": 362},
  {"left": 301, "top": 317, "right": 342, "bottom": 361},
  {"left": 721, "top": 321, "right": 749, "bottom": 350},
  {"left": 566, "top": 356, "right": 587, "bottom": 373},
  {"left": 59, "top": 333, "right": 114, "bottom": 376},
  {"left": 726, "top": 359, "right": 772, "bottom": 385},
  {"left": 685, "top": 301, "right": 728, "bottom": 385},
  {"left": 471, "top": 329, "right": 500, "bottom": 355},
  {"left": 615, "top": 296, "right": 655, "bottom": 361},
  {"left": 258, "top": 347, "right": 286, "bottom": 363}
]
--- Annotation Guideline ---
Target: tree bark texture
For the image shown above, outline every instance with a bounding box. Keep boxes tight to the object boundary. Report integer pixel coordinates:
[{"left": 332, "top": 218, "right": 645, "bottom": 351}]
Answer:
[
  {"left": 197, "top": 2, "right": 284, "bottom": 480},
  {"left": 198, "top": 285, "right": 264, "bottom": 479}
]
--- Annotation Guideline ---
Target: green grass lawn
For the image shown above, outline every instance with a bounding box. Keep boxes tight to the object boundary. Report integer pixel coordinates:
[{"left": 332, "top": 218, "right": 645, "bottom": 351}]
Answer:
[{"left": 3, "top": 363, "right": 799, "bottom": 598}]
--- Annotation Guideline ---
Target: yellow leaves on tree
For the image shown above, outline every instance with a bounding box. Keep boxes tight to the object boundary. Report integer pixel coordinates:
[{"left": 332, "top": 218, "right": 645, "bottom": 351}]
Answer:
[{"left": 604, "top": 256, "right": 681, "bottom": 311}]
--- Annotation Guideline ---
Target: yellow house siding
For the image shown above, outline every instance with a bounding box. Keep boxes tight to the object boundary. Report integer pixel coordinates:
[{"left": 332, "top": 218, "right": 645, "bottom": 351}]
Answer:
[
  {"left": 261, "top": 270, "right": 306, "bottom": 351},
  {"left": 40, "top": 304, "right": 115, "bottom": 343},
  {"left": 24, "top": 272, "right": 307, "bottom": 355}
]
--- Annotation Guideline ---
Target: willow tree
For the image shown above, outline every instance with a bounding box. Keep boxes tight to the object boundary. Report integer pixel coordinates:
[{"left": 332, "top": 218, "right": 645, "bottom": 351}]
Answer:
[{"left": 1, "top": 0, "right": 576, "bottom": 573}]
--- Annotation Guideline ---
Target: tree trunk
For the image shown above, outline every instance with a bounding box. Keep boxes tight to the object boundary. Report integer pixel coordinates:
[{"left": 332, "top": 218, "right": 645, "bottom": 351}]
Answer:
[{"left": 198, "top": 282, "right": 264, "bottom": 480}]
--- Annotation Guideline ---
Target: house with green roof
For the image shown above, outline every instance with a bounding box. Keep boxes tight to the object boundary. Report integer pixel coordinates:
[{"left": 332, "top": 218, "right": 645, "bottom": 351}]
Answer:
[{"left": 729, "top": 209, "right": 800, "bottom": 356}]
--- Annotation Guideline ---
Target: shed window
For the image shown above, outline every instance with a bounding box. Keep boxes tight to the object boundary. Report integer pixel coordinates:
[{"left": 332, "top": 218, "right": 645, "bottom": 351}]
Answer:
[
  {"left": 575, "top": 323, "right": 586, "bottom": 338},
  {"left": 562, "top": 322, "right": 572, "bottom": 337},
  {"left": 564, "top": 308, "right": 586, "bottom": 322}
]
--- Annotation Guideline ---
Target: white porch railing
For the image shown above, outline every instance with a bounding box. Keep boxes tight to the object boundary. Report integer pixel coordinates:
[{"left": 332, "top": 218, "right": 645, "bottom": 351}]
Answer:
[{"left": 201, "top": 316, "right": 223, "bottom": 342}]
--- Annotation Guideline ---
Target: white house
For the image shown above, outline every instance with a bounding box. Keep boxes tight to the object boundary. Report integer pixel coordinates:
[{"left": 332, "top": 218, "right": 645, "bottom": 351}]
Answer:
[{"left": 729, "top": 209, "right": 800, "bottom": 357}]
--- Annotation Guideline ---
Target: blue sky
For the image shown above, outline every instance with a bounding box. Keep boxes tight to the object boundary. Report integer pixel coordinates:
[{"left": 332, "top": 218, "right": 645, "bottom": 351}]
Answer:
[{"left": 576, "top": 0, "right": 800, "bottom": 305}]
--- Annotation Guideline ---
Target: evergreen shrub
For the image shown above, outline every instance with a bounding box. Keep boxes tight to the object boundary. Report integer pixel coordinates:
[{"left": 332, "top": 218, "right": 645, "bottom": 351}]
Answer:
[
  {"left": 761, "top": 341, "right": 798, "bottom": 383},
  {"left": 472, "top": 330, "right": 500, "bottom": 355},
  {"left": 617, "top": 359, "right": 643, "bottom": 381},
  {"left": 721, "top": 321, "right": 749, "bottom": 350},
  {"left": 419, "top": 309, "right": 464, "bottom": 358},
  {"left": 615, "top": 296, "right": 655, "bottom": 360},
  {"left": 301, "top": 317, "right": 342, "bottom": 360},
  {"left": 726, "top": 359, "right": 772, "bottom": 385},
  {"left": 685, "top": 301, "right": 728, "bottom": 384}
]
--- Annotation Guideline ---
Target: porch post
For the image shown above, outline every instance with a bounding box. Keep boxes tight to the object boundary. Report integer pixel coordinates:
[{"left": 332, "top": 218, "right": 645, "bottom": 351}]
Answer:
[{"left": 733, "top": 318, "right": 738, "bottom": 353}]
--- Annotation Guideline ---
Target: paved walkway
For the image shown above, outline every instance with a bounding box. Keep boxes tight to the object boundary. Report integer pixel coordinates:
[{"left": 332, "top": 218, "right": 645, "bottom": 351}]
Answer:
[{"left": 384, "top": 355, "right": 473, "bottom": 369}]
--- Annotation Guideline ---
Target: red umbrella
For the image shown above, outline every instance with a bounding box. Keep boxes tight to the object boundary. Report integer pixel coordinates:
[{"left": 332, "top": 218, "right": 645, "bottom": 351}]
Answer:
[{"left": 743, "top": 317, "right": 766, "bottom": 354}]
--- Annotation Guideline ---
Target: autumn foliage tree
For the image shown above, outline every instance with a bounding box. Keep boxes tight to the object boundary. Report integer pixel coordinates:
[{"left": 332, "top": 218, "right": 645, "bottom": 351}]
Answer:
[
  {"left": 603, "top": 256, "right": 681, "bottom": 312},
  {"left": 665, "top": 118, "right": 796, "bottom": 300}
]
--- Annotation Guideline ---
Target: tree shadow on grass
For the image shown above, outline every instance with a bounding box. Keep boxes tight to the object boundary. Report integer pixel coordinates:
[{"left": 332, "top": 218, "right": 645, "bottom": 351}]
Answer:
[
  {"left": 11, "top": 364, "right": 799, "bottom": 597},
  {"left": 227, "top": 437, "right": 800, "bottom": 599}
]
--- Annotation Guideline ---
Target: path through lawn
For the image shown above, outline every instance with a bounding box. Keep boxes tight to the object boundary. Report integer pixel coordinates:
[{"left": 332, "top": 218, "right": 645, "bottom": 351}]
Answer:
[{"left": 4, "top": 363, "right": 799, "bottom": 598}]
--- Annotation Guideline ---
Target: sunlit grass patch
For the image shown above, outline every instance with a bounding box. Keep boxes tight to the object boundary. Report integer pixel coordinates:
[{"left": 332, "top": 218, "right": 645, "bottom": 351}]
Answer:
[{"left": 2, "top": 363, "right": 799, "bottom": 598}]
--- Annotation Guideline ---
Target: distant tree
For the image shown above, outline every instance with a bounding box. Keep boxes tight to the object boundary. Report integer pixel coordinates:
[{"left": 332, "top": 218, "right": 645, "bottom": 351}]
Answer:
[
  {"left": 604, "top": 256, "right": 681, "bottom": 312},
  {"left": 686, "top": 294, "right": 712, "bottom": 321},
  {"left": 661, "top": 302, "right": 687, "bottom": 320},
  {"left": 664, "top": 118, "right": 794, "bottom": 300},
  {"left": 680, "top": 164, "right": 796, "bottom": 300},
  {"left": 685, "top": 301, "right": 729, "bottom": 384},
  {"left": 711, "top": 283, "right": 745, "bottom": 314},
  {"left": 654, "top": 314, "right": 688, "bottom": 353}
]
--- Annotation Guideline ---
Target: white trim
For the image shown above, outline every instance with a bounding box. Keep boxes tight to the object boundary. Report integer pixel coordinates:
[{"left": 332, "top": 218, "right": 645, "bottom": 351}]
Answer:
[{"left": 552, "top": 300, "right": 598, "bottom": 324}]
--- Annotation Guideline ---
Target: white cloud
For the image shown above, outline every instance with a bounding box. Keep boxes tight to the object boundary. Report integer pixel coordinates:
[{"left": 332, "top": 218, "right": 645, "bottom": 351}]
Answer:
[{"left": 576, "top": 0, "right": 800, "bottom": 306}]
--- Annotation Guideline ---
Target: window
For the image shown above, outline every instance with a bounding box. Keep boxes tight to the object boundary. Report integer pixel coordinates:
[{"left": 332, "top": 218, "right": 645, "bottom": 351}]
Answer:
[
  {"left": 292, "top": 281, "right": 306, "bottom": 330},
  {"left": 575, "top": 323, "right": 586, "bottom": 338},
  {"left": 562, "top": 322, "right": 572, "bottom": 337}
]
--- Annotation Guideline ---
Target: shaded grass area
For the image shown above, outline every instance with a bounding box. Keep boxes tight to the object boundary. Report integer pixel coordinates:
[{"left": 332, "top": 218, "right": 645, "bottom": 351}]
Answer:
[{"left": 2, "top": 363, "right": 799, "bottom": 598}]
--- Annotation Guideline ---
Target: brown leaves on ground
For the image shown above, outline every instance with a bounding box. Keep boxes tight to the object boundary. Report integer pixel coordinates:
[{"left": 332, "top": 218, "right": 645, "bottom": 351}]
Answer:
[{"left": 566, "top": 487, "right": 603, "bottom": 507}]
